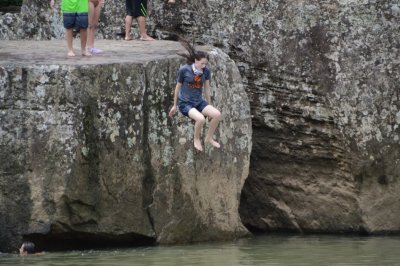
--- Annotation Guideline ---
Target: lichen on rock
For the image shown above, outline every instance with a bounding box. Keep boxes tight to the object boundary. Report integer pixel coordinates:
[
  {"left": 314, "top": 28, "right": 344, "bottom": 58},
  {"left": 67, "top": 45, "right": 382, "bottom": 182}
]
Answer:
[{"left": 0, "top": 40, "right": 251, "bottom": 252}]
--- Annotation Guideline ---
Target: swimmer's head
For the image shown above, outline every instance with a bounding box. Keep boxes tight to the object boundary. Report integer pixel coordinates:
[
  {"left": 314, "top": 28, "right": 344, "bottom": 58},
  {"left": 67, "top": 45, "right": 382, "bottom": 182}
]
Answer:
[{"left": 19, "top": 241, "right": 35, "bottom": 255}]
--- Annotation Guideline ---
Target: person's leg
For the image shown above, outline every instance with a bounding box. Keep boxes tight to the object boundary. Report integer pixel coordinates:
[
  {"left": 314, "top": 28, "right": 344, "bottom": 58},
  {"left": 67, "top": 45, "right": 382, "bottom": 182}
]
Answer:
[
  {"left": 88, "top": 1, "right": 102, "bottom": 52},
  {"left": 135, "top": 0, "right": 154, "bottom": 40},
  {"left": 136, "top": 16, "right": 154, "bottom": 40},
  {"left": 65, "top": 28, "right": 75, "bottom": 57},
  {"left": 125, "top": 0, "right": 134, "bottom": 40},
  {"left": 188, "top": 108, "right": 206, "bottom": 151},
  {"left": 80, "top": 28, "right": 91, "bottom": 56},
  {"left": 201, "top": 105, "right": 222, "bottom": 148},
  {"left": 77, "top": 13, "right": 91, "bottom": 56},
  {"left": 87, "top": 1, "right": 95, "bottom": 49},
  {"left": 125, "top": 15, "right": 133, "bottom": 40},
  {"left": 63, "top": 13, "right": 76, "bottom": 57}
]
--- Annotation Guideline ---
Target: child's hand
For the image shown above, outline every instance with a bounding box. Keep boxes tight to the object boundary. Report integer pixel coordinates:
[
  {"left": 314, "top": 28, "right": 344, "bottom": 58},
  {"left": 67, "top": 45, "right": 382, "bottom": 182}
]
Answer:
[{"left": 169, "top": 106, "right": 177, "bottom": 117}]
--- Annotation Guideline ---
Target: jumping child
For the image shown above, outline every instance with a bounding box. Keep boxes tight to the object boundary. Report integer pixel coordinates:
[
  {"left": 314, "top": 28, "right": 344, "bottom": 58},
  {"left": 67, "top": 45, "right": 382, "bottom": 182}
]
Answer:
[{"left": 169, "top": 39, "right": 222, "bottom": 152}]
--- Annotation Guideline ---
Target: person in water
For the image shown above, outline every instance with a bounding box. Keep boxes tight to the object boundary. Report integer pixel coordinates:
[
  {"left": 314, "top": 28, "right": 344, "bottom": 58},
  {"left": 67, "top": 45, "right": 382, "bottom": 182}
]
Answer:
[
  {"left": 169, "top": 39, "right": 222, "bottom": 152},
  {"left": 19, "top": 241, "right": 42, "bottom": 256}
]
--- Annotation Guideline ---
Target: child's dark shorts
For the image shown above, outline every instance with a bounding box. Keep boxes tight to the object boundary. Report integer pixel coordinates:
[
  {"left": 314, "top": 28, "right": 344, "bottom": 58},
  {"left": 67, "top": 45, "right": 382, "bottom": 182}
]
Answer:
[
  {"left": 178, "top": 100, "right": 209, "bottom": 117},
  {"left": 63, "top": 12, "right": 89, "bottom": 30},
  {"left": 126, "top": 0, "right": 147, "bottom": 18}
]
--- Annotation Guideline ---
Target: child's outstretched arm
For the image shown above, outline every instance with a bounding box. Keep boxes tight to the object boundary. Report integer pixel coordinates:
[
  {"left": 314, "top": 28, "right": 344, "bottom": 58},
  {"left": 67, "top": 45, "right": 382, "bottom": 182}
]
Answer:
[{"left": 169, "top": 83, "right": 182, "bottom": 117}]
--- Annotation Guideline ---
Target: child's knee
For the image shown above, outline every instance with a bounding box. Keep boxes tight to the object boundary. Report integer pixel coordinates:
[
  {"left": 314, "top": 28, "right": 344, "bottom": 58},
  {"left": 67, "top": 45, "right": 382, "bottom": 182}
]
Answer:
[
  {"left": 197, "top": 116, "right": 206, "bottom": 124},
  {"left": 210, "top": 110, "right": 222, "bottom": 121},
  {"left": 214, "top": 110, "right": 222, "bottom": 120}
]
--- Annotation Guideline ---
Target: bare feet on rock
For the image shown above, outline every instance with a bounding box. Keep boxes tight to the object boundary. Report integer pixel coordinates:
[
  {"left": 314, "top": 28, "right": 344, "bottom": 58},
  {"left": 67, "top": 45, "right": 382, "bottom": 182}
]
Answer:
[
  {"left": 81, "top": 50, "right": 92, "bottom": 57},
  {"left": 140, "top": 35, "right": 155, "bottom": 41},
  {"left": 67, "top": 50, "right": 76, "bottom": 57},
  {"left": 205, "top": 138, "right": 221, "bottom": 148},
  {"left": 125, "top": 33, "right": 133, "bottom": 41},
  {"left": 194, "top": 139, "right": 203, "bottom": 152}
]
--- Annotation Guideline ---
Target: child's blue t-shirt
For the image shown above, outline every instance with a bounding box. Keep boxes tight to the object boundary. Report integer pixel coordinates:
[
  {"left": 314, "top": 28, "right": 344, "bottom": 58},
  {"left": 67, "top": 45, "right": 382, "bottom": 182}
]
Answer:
[{"left": 177, "top": 64, "right": 211, "bottom": 104}]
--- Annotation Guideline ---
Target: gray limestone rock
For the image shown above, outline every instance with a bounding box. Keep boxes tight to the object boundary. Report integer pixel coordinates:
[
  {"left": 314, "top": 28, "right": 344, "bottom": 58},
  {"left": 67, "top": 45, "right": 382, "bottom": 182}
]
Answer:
[
  {"left": 0, "top": 40, "right": 251, "bottom": 252},
  {"left": 151, "top": 0, "right": 400, "bottom": 235},
  {"left": 1, "top": 0, "right": 399, "bottom": 242}
]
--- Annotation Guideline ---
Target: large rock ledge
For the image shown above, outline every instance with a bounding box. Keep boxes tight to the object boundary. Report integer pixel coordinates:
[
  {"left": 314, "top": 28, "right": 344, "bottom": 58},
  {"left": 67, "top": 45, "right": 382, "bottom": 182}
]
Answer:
[{"left": 0, "top": 40, "right": 252, "bottom": 252}]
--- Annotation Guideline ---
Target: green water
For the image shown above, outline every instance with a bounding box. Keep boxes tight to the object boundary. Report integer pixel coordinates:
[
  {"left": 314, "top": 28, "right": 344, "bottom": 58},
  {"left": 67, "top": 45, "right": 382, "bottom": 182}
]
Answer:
[{"left": 1, "top": 234, "right": 400, "bottom": 266}]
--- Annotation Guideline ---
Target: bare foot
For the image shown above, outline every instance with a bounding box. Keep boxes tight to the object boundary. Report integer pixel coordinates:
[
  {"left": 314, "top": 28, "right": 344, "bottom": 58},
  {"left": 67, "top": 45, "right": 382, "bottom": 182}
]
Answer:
[
  {"left": 81, "top": 51, "right": 92, "bottom": 56},
  {"left": 125, "top": 33, "right": 133, "bottom": 40},
  {"left": 205, "top": 138, "right": 221, "bottom": 148},
  {"left": 194, "top": 139, "right": 203, "bottom": 152},
  {"left": 140, "top": 35, "right": 155, "bottom": 41},
  {"left": 168, "top": 0, "right": 176, "bottom": 3},
  {"left": 67, "top": 50, "right": 76, "bottom": 57}
]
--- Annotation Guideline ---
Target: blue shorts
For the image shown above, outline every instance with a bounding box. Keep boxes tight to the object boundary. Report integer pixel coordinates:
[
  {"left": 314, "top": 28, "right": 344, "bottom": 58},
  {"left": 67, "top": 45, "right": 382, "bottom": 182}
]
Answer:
[
  {"left": 63, "top": 12, "right": 88, "bottom": 30},
  {"left": 178, "top": 100, "right": 209, "bottom": 117}
]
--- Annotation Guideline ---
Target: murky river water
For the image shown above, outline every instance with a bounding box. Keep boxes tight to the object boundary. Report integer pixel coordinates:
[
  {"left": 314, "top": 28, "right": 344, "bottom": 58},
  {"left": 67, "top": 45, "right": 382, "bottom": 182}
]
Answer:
[{"left": 1, "top": 234, "right": 400, "bottom": 265}]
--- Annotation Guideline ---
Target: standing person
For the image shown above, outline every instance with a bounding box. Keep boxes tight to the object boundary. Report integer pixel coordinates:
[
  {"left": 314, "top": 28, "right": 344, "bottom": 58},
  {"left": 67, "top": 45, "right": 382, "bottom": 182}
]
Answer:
[
  {"left": 87, "top": 0, "right": 104, "bottom": 54},
  {"left": 169, "top": 39, "right": 222, "bottom": 152},
  {"left": 50, "top": 0, "right": 91, "bottom": 57},
  {"left": 124, "top": 0, "right": 154, "bottom": 41}
]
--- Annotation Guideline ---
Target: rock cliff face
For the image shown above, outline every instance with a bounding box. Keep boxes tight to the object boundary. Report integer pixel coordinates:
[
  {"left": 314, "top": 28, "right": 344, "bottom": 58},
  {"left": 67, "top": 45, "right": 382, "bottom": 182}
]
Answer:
[
  {"left": 152, "top": 0, "right": 399, "bottom": 234},
  {"left": 0, "top": 40, "right": 251, "bottom": 252},
  {"left": 229, "top": 1, "right": 400, "bottom": 234},
  {"left": 1, "top": 0, "right": 399, "bottom": 245}
]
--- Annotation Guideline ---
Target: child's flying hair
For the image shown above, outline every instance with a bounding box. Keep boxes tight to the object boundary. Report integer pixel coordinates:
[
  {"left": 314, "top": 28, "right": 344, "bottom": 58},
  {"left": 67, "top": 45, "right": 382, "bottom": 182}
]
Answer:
[{"left": 177, "top": 37, "right": 209, "bottom": 64}]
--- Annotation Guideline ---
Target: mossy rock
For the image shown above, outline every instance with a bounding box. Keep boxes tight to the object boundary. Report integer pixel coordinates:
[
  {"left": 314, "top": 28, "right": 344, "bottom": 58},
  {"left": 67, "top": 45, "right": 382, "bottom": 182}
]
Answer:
[{"left": 0, "top": 6, "right": 21, "bottom": 13}]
